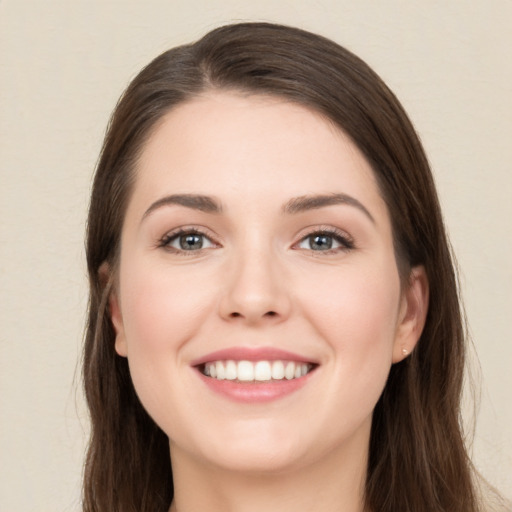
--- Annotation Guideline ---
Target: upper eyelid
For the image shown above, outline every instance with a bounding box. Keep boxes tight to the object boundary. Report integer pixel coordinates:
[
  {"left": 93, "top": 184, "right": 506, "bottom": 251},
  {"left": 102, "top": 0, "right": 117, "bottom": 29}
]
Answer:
[
  {"left": 161, "top": 225, "right": 219, "bottom": 239},
  {"left": 292, "top": 226, "right": 355, "bottom": 250},
  {"left": 294, "top": 225, "right": 354, "bottom": 241},
  {"left": 157, "top": 226, "right": 222, "bottom": 249},
  {"left": 157, "top": 225, "right": 354, "bottom": 248}
]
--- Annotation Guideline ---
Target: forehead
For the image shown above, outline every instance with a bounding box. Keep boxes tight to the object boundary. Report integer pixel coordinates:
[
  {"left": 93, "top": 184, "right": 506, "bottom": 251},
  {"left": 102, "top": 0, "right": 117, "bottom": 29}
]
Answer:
[{"left": 130, "top": 91, "right": 386, "bottom": 216}]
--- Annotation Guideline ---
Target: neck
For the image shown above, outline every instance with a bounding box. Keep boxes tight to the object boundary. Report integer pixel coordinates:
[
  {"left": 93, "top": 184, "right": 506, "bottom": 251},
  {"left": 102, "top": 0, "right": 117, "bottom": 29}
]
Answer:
[{"left": 168, "top": 434, "right": 368, "bottom": 512}]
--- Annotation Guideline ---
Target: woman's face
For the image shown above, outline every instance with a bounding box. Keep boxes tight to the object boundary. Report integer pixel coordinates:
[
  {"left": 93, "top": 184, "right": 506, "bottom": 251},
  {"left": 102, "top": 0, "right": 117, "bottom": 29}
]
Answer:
[{"left": 111, "top": 92, "right": 426, "bottom": 474}]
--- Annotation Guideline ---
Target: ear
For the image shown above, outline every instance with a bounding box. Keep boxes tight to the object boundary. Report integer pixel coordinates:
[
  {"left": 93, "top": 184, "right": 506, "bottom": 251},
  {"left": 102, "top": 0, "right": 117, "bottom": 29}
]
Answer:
[
  {"left": 99, "top": 262, "right": 128, "bottom": 358},
  {"left": 392, "top": 266, "right": 429, "bottom": 363}
]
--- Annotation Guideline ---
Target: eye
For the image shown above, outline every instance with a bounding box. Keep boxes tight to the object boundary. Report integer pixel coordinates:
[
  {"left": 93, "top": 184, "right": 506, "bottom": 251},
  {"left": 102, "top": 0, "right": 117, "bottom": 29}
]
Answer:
[
  {"left": 160, "top": 229, "right": 216, "bottom": 252},
  {"left": 296, "top": 229, "right": 354, "bottom": 252}
]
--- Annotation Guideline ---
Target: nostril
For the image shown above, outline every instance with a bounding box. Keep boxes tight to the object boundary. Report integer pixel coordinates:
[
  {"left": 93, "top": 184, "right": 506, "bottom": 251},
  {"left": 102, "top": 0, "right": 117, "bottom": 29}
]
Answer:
[{"left": 229, "top": 311, "right": 277, "bottom": 319}]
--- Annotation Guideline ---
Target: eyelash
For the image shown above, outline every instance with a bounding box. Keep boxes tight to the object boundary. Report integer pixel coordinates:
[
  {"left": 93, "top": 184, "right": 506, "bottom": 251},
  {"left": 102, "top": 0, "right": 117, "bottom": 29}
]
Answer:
[
  {"left": 294, "top": 227, "right": 355, "bottom": 254},
  {"left": 157, "top": 227, "right": 219, "bottom": 255},
  {"left": 157, "top": 226, "right": 355, "bottom": 255}
]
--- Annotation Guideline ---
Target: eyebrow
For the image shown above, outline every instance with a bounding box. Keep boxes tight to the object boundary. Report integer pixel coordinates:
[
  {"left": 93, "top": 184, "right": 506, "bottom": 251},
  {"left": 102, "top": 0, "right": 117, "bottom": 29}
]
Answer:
[
  {"left": 141, "top": 192, "right": 374, "bottom": 223},
  {"left": 283, "top": 193, "right": 375, "bottom": 223},
  {"left": 142, "top": 194, "right": 222, "bottom": 220}
]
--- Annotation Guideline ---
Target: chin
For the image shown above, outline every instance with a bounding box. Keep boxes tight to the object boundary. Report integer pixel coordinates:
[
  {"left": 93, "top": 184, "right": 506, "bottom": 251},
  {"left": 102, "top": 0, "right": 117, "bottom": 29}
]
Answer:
[
  {"left": 169, "top": 418, "right": 308, "bottom": 474},
  {"left": 184, "top": 418, "right": 341, "bottom": 476},
  {"left": 203, "top": 443, "right": 308, "bottom": 475}
]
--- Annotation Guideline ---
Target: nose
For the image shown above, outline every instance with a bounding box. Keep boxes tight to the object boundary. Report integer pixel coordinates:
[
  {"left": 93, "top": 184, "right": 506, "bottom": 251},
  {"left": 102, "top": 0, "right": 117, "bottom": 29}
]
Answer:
[{"left": 218, "top": 244, "right": 292, "bottom": 326}]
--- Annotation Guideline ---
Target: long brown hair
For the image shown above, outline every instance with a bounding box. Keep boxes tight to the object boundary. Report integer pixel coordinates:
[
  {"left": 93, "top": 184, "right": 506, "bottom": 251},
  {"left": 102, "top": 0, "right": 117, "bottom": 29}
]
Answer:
[{"left": 84, "top": 22, "right": 491, "bottom": 511}]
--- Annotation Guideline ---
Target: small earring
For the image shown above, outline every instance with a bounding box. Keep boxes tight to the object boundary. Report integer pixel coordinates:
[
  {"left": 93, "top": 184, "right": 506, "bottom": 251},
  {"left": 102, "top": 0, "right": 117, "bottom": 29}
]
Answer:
[{"left": 402, "top": 348, "right": 408, "bottom": 356}]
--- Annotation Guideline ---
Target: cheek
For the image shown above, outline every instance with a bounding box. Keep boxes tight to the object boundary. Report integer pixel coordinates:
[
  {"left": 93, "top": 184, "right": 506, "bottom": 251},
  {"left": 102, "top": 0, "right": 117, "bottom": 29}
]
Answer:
[
  {"left": 116, "top": 259, "right": 216, "bottom": 431},
  {"left": 302, "top": 263, "right": 401, "bottom": 429},
  {"left": 299, "top": 259, "right": 401, "bottom": 370},
  {"left": 118, "top": 258, "right": 215, "bottom": 358},
  {"left": 306, "top": 257, "right": 399, "bottom": 321}
]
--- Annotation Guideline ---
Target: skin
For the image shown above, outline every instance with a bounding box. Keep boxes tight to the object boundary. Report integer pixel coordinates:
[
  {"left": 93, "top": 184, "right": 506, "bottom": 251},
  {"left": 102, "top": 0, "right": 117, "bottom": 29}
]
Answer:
[{"left": 109, "top": 91, "right": 428, "bottom": 512}]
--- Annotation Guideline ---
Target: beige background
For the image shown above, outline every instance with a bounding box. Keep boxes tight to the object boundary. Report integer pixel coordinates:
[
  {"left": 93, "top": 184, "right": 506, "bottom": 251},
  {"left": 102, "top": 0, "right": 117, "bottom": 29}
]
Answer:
[{"left": 1, "top": 1, "right": 511, "bottom": 510}]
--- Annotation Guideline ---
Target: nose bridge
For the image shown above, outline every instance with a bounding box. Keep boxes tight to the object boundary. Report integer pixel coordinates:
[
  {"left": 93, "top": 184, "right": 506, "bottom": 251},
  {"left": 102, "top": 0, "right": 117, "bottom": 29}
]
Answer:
[{"left": 219, "top": 230, "right": 290, "bottom": 324}]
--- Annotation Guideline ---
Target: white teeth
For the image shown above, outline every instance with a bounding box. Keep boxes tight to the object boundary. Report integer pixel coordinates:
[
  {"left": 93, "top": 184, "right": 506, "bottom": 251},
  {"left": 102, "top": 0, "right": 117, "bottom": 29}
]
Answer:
[
  {"left": 284, "top": 361, "right": 295, "bottom": 380},
  {"left": 271, "top": 360, "right": 285, "bottom": 379},
  {"left": 215, "top": 361, "right": 225, "bottom": 380},
  {"left": 237, "top": 361, "right": 254, "bottom": 381},
  {"left": 254, "top": 361, "right": 272, "bottom": 381},
  {"left": 203, "top": 360, "right": 313, "bottom": 382},
  {"left": 225, "top": 360, "right": 237, "bottom": 380}
]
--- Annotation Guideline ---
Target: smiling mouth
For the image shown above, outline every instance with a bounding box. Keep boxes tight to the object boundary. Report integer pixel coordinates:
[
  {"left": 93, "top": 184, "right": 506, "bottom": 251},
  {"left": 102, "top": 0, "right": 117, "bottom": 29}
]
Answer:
[{"left": 200, "top": 360, "right": 316, "bottom": 382}]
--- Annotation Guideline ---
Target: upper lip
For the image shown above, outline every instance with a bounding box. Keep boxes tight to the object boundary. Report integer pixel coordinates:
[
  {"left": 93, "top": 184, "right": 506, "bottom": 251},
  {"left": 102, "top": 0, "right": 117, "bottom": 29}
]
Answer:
[{"left": 190, "top": 347, "right": 319, "bottom": 366}]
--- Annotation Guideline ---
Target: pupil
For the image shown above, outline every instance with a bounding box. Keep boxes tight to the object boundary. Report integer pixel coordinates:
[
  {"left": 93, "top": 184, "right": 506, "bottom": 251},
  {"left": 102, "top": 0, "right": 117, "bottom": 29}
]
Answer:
[
  {"left": 311, "top": 234, "right": 332, "bottom": 250},
  {"left": 180, "top": 234, "right": 202, "bottom": 250}
]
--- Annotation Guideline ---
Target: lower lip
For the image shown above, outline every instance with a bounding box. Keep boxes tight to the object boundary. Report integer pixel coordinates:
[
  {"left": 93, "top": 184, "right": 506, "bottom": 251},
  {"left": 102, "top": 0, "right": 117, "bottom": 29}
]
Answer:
[{"left": 196, "top": 370, "right": 314, "bottom": 403}]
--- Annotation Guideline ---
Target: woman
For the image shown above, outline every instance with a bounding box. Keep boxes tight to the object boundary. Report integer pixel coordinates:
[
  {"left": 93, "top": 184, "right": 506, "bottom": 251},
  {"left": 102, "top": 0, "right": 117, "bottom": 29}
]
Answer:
[{"left": 82, "top": 22, "right": 505, "bottom": 512}]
